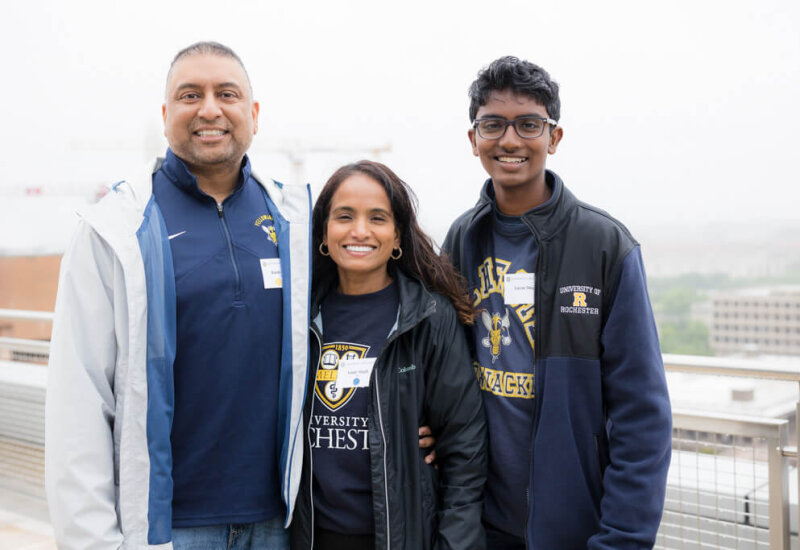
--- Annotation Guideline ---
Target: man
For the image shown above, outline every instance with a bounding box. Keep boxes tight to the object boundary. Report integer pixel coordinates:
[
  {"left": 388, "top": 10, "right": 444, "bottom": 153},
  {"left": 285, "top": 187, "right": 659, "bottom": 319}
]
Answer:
[
  {"left": 45, "top": 42, "right": 310, "bottom": 549},
  {"left": 442, "top": 56, "right": 672, "bottom": 549}
]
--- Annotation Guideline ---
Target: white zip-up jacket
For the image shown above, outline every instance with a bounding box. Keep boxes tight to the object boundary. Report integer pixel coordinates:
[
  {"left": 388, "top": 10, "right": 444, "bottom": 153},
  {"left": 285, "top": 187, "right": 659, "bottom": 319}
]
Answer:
[{"left": 45, "top": 159, "right": 311, "bottom": 550}]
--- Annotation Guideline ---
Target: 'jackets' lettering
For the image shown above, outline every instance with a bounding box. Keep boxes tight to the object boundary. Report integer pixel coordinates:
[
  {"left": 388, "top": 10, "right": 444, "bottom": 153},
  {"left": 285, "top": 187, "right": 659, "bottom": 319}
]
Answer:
[{"left": 474, "top": 364, "right": 535, "bottom": 399}]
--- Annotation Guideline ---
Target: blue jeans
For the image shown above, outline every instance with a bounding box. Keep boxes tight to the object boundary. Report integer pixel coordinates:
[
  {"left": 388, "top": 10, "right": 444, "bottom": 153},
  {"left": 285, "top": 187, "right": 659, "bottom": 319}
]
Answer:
[{"left": 172, "top": 516, "right": 288, "bottom": 550}]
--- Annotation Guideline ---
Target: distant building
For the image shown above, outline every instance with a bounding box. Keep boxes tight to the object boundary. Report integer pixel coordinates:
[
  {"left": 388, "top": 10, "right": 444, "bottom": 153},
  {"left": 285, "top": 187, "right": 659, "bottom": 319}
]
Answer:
[
  {"left": 710, "top": 287, "right": 800, "bottom": 356},
  {"left": 0, "top": 195, "right": 77, "bottom": 359},
  {"left": 0, "top": 253, "right": 60, "bottom": 338}
]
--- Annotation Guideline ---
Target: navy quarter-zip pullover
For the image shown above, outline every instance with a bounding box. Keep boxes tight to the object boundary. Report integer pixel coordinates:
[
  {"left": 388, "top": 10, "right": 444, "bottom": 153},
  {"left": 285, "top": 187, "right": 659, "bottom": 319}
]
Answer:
[{"left": 153, "top": 149, "right": 284, "bottom": 526}]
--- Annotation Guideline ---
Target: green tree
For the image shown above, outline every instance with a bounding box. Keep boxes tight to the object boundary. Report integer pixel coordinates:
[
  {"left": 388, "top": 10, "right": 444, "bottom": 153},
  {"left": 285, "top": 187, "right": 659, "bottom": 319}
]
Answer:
[
  {"left": 656, "top": 287, "right": 698, "bottom": 318},
  {"left": 659, "top": 320, "right": 712, "bottom": 356}
]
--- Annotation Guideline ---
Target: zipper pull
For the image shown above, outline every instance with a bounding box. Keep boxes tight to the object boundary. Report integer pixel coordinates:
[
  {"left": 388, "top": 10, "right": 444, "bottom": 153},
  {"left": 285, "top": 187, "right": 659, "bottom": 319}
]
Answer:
[{"left": 216, "top": 203, "right": 223, "bottom": 218}]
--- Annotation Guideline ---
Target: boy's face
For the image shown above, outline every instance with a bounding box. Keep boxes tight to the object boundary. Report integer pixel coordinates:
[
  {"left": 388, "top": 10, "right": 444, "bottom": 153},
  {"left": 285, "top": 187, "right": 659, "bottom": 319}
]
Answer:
[{"left": 468, "top": 90, "right": 562, "bottom": 196}]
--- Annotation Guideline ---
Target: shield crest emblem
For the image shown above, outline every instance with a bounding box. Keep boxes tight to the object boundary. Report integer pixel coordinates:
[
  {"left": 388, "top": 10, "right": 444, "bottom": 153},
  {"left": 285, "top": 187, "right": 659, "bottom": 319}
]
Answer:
[{"left": 315, "top": 342, "right": 369, "bottom": 411}]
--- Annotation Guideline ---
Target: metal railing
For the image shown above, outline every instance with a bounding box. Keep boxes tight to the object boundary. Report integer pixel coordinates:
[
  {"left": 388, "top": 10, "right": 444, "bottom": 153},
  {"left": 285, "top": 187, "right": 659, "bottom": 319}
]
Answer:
[
  {"left": 662, "top": 354, "right": 800, "bottom": 549},
  {"left": 0, "top": 310, "right": 54, "bottom": 323},
  {"left": 0, "top": 309, "right": 51, "bottom": 498},
  {"left": 2, "top": 311, "right": 800, "bottom": 546},
  {"left": 0, "top": 309, "right": 52, "bottom": 364},
  {"left": 659, "top": 409, "right": 790, "bottom": 548}
]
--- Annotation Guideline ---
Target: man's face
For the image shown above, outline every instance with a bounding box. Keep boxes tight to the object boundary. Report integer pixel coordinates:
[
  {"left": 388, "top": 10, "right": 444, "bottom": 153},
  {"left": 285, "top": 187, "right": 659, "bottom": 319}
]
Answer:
[
  {"left": 162, "top": 54, "right": 259, "bottom": 172},
  {"left": 468, "top": 90, "right": 562, "bottom": 194}
]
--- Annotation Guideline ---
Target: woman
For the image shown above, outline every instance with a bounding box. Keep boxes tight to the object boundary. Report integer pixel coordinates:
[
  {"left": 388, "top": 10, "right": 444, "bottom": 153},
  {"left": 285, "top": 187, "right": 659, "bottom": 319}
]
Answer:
[{"left": 291, "top": 161, "right": 487, "bottom": 550}]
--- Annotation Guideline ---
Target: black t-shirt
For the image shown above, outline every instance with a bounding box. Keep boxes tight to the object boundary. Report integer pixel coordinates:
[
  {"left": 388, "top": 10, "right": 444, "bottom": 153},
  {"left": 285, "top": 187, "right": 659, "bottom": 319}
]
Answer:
[{"left": 310, "top": 281, "right": 399, "bottom": 534}]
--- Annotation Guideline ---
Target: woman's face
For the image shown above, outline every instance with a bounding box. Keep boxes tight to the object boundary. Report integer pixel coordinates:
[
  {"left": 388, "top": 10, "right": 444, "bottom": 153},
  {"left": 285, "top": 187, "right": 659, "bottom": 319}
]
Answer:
[{"left": 324, "top": 173, "right": 400, "bottom": 293}]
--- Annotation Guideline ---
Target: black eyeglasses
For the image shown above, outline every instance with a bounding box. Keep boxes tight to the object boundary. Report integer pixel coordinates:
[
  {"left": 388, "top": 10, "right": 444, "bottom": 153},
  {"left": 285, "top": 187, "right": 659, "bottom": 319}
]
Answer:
[{"left": 473, "top": 116, "right": 557, "bottom": 140}]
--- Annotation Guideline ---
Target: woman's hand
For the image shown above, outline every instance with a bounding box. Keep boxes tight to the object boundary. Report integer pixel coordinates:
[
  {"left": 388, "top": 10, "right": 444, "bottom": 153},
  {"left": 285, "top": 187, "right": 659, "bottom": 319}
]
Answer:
[{"left": 419, "top": 426, "right": 437, "bottom": 465}]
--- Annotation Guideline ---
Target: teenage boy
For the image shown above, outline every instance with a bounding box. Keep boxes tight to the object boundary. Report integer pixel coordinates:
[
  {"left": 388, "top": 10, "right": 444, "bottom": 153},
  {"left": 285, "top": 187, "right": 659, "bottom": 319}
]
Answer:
[{"left": 442, "top": 56, "right": 672, "bottom": 549}]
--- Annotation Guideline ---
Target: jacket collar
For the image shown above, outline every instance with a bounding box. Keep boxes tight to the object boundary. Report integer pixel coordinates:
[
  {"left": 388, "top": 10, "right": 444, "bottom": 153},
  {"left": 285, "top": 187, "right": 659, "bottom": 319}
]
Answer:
[
  {"left": 138, "top": 154, "right": 303, "bottom": 224},
  {"left": 473, "top": 169, "right": 577, "bottom": 242},
  {"left": 159, "top": 148, "right": 252, "bottom": 202},
  {"left": 393, "top": 270, "right": 437, "bottom": 333},
  {"left": 79, "top": 155, "right": 309, "bottom": 243},
  {"left": 311, "top": 269, "right": 436, "bottom": 335}
]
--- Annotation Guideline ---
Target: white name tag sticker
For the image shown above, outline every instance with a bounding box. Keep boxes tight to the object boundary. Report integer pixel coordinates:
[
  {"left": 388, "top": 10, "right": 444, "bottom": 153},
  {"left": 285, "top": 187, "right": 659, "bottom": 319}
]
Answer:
[
  {"left": 504, "top": 272, "right": 535, "bottom": 305},
  {"left": 337, "top": 358, "right": 375, "bottom": 388},
  {"left": 260, "top": 258, "right": 283, "bottom": 289}
]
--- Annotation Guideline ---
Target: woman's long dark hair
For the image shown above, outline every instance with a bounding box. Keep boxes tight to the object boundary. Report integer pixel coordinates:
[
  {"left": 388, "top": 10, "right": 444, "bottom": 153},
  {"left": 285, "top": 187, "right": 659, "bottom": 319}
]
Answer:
[{"left": 312, "top": 160, "right": 474, "bottom": 325}]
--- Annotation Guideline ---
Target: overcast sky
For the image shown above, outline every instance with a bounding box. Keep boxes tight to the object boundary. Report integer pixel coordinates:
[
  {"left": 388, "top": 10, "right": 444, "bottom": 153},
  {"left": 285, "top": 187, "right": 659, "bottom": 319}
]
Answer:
[{"left": 1, "top": 0, "right": 798, "bottom": 247}]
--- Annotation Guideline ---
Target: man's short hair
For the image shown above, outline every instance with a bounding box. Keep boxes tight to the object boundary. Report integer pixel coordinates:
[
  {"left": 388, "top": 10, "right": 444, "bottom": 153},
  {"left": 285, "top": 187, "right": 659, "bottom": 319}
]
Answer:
[
  {"left": 167, "top": 41, "right": 252, "bottom": 95},
  {"left": 468, "top": 56, "right": 560, "bottom": 123}
]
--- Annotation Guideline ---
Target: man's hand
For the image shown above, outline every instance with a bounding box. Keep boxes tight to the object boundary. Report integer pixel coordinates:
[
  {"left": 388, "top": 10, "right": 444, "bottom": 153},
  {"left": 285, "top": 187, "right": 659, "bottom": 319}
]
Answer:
[{"left": 419, "top": 425, "right": 437, "bottom": 465}]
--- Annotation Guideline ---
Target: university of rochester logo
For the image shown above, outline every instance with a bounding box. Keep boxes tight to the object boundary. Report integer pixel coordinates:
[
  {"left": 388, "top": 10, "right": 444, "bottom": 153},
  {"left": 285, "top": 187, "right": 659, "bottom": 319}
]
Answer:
[
  {"left": 559, "top": 284, "right": 601, "bottom": 315},
  {"left": 480, "top": 309, "right": 511, "bottom": 364},
  {"left": 315, "top": 342, "right": 369, "bottom": 411},
  {"left": 254, "top": 214, "right": 278, "bottom": 246}
]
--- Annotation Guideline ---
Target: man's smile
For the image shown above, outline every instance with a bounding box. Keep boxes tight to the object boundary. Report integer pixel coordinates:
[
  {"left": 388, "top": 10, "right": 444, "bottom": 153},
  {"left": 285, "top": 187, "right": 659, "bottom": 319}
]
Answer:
[
  {"left": 192, "top": 127, "right": 229, "bottom": 143},
  {"left": 195, "top": 129, "right": 227, "bottom": 136}
]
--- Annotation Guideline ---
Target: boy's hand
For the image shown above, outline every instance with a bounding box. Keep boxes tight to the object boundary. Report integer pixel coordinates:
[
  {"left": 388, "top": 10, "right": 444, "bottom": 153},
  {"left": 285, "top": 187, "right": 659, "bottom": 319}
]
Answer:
[{"left": 419, "top": 425, "right": 437, "bottom": 465}]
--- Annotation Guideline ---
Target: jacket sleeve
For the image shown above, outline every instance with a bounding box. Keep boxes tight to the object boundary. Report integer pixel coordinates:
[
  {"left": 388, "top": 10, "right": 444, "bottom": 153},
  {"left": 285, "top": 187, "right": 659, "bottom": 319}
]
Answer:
[
  {"left": 424, "top": 300, "right": 488, "bottom": 550},
  {"left": 45, "top": 221, "right": 124, "bottom": 550},
  {"left": 589, "top": 247, "right": 671, "bottom": 549}
]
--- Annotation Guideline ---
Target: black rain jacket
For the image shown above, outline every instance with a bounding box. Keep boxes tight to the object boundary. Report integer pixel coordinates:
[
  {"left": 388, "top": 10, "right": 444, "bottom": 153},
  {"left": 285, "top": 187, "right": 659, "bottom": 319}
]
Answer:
[{"left": 290, "top": 270, "right": 487, "bottom": 550}]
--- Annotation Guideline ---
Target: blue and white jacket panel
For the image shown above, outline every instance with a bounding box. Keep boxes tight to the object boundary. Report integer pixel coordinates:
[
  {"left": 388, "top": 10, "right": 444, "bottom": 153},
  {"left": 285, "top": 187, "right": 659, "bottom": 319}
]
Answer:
[{"left": 45, "top": 159, "right": 311, "bottom": 550}]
